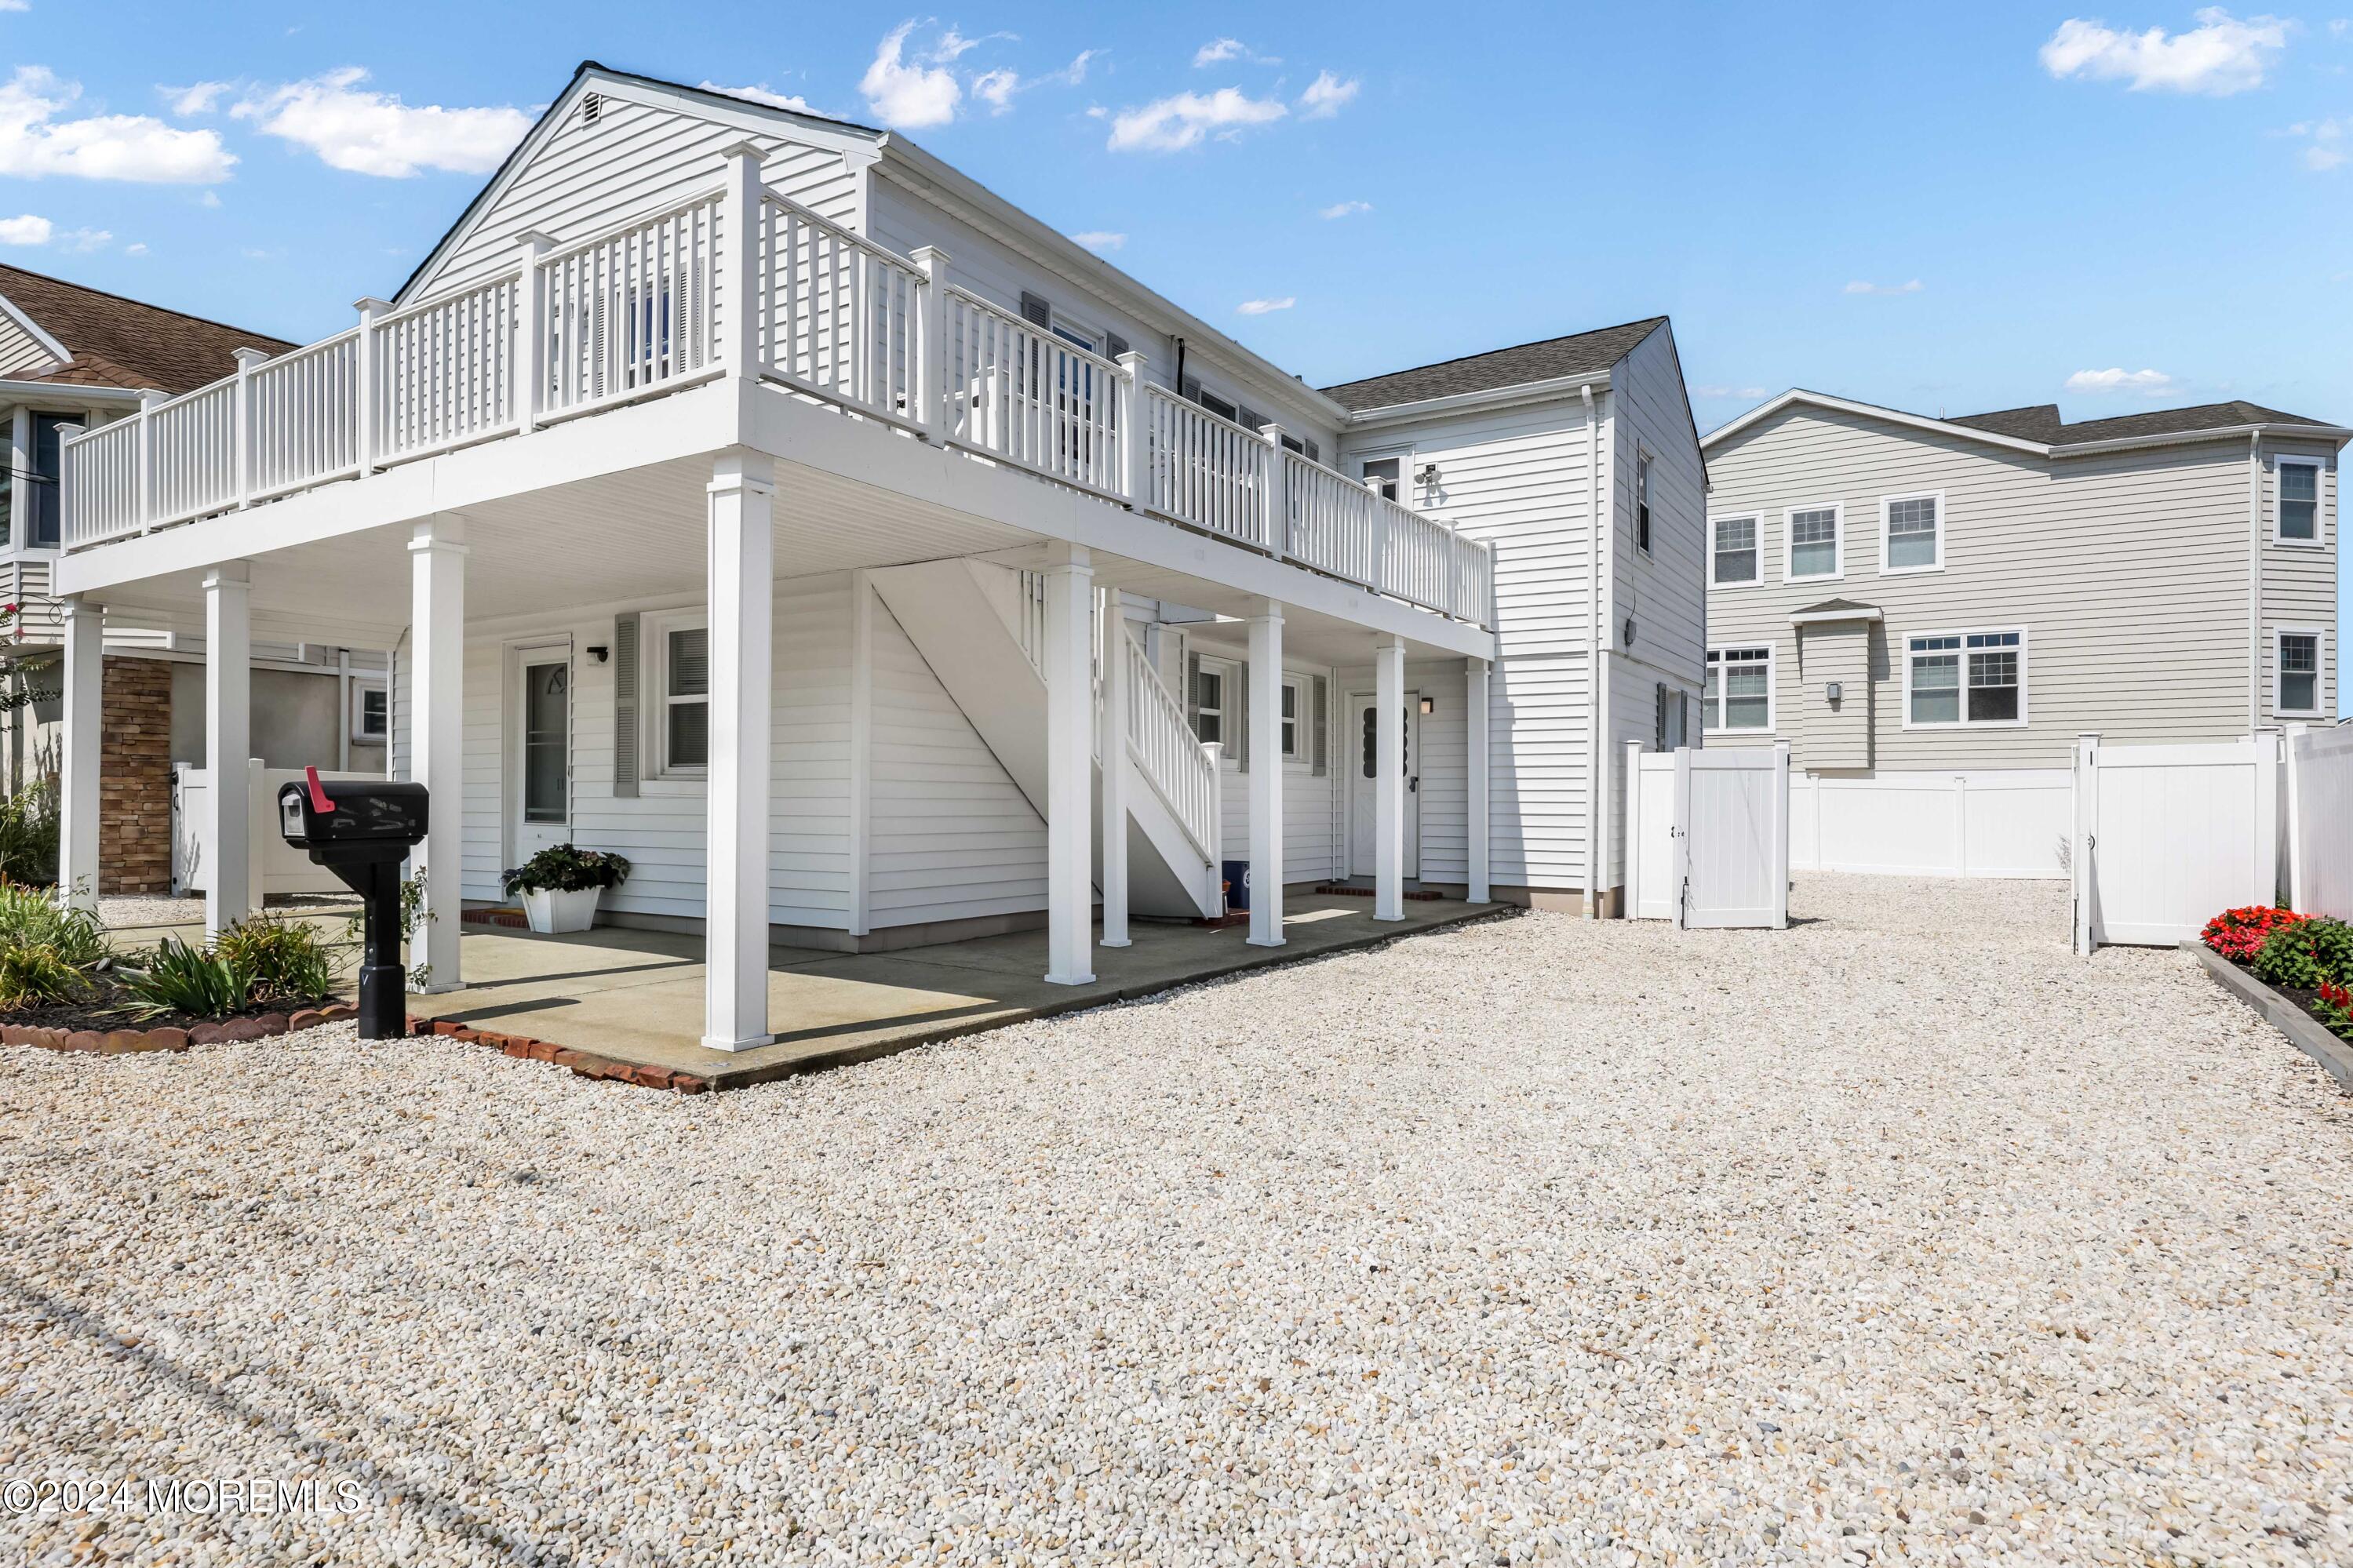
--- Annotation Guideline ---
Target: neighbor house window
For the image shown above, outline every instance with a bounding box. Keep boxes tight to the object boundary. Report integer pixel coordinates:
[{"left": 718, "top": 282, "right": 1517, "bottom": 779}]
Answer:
[
  {"left": 1360, "top": 457, "right": 1402, "bottom": 503},
  {"left": 1710, "top": 515, "right": 1761, "bottom": 585},
  {"left": 1655, "top": 682, "right": 1688, "bottom": 749},
  {"left": 2277, "top": 629, "right": 2323, "bottom": 715},
  {"left": 1703, "top": 647, "right": 1772, "bottom": 731},
  {"left": 1636, "top": 453, "right": 1652, "bottom": 553},
  {"left": 650, "top": 614, "right": 709, "bottom": 774},
  {"left": 350, "top": 680, "right": 388, "bottom": 744},
  {"left": 2278, "top": 459, "right": 2322, "bottom": 544},
  {"left": 1881, "top": 493, "right": 1943, "bottom": 573},
  {"left": 1907, "top": 629, "right": 2023, "bottom": 726},
  {"left": 1194, "top": 661, "right": 1227, "bottom": 745},
  {"left": 1786, "top": 504, "right": 1841, "bottom": 580}
]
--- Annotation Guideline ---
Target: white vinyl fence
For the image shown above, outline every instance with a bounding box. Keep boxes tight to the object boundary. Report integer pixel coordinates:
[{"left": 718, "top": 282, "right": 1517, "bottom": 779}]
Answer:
[
  {"left": 174, "top": 762, "right": 378, "bottom": 907},
  {"left": 1624, "top": 742, "right": 1791, "bottom": 929},
  {"left": 2284, "top": 722, "right": 2353, "bottom": 920},
  {"left": 2071, "top": 733, "right": 2279, "bottom": 954},
  {"left": 1790, "top": 769, "right": 2072, "bottom": 879}
]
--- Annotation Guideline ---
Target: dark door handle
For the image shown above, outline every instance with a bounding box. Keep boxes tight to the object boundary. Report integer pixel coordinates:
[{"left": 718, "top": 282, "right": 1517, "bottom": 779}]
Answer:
[{"left": 1408, "top": 776, "right": 1419, "bottom": 793}]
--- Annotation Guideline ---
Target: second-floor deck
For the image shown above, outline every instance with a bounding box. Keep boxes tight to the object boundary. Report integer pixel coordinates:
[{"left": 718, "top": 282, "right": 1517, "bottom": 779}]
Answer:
[{"left": 62, "top": 156, "right": 1495, "bottom": 631}]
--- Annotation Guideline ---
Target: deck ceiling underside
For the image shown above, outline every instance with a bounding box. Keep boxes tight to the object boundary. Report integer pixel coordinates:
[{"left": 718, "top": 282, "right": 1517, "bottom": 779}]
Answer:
[{"left": 89, "top": 449, "right": 1472, "bottom": 663}]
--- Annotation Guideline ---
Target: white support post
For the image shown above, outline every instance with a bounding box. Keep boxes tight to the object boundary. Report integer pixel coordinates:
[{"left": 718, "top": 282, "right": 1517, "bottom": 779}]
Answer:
[
  {"left": 1467, "top": 657, "right": 1492, "bottom": 903},
  {"left": 231, "top": 348, "right": 268, "bottom": 508},
  {"left": 1247, "top": 600, "right": 1285, "bottom": 945},
  {"left": 1259, "top": 424, "right": 1289, "bottom": 558},
  {"left": 409, "top": 519, "right": 466, "bottom": 991},
  {"left": 910, "top": 246, "right": 949, "bottom": 441},
  {"left": 1100, "top": 588, "right": 1131, "bottom": 948},
  {"left": 1201, "top": 740, "right": 1226, "bottom": 913},
  {"left": 1042, "top": 549, "right": 1096, "bottom": 984},
  {"left": 1374, "top": 632, "right": 1406, "bottom": 922},
  {"left": 57, "top": 598, "right": 103, "bottom": 911},
  {"left": 514, "top": 232, "right": 555, "bottom": 433},
  {"left": 6, "top": 408, "right": 28, "bottom": 551},
  {"left": 719, "top": 144, "right": 765, "bottom": 379},
  {"left": 354, "top": 297, "right": 390, "bottom": 474},
  {"left": 1118, "top": 351, "right": 1148, "bottom": 506},
  {"left": 704, "top": 452, "right": 776, "bottom": 1049},
  {"left": 202, "top": 562, "right": 253, "bottom": 937},
  {"left": 2071, "top": 732, "right": 2100, "bottom": 957}
]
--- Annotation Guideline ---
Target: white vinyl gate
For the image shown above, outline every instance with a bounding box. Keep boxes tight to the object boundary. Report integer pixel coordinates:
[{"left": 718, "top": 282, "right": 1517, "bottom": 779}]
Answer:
[
  {"left": 2071, "top": 733, "right": 2279, "bottom": 954},
  {"left": 1625, "top": 741, "right": 1790, "bottom": 929},
  {"left": 2285, "top": 722, "right": 2353, "bottom": 921}
]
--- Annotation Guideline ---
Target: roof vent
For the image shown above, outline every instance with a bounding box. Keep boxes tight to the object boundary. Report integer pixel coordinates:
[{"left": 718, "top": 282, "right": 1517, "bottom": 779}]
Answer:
[{"left": 581, "top": 92, "right": 603, "bottom": 125}]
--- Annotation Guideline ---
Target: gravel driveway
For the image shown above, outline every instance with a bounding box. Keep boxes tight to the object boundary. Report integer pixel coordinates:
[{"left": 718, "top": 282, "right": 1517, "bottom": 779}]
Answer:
[{"left": 4, "top": 875, "right": 2350, "bottom": 1566}]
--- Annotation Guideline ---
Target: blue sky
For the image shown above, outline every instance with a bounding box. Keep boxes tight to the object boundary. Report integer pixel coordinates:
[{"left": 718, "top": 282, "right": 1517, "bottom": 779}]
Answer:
[{"left": 2, "top": 2, "right": 2348, "bottom": 699}]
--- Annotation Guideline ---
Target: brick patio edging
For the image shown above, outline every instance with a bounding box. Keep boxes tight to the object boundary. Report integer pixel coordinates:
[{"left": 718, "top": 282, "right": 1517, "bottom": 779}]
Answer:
[
  {"left": 406, "top": 1016, "right": 712, "bottom": 1094},
  {"left": 2191, "top": 944, "right": 2353, "bottom": 1093},
  {"left": 1, "top": 1002, "right": 362, "bottom": 1055}
]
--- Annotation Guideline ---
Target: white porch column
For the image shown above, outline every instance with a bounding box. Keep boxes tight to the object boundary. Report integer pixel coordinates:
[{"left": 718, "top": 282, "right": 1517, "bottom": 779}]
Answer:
[
  {"left": 202, "top": 562, "right": 253, "bottom": 937},
  {"left": 705, "top": 451, "right": 776, "bottom": 1050},
  {"left": 1042, "top": 548, "right": 1096, "bottom": 984},
  {"left": 1374, "top": 633, "right": 1406, "bottom": 922},
  {"left": 1467, "top": 657, "right": 1491, "bottom": 904},
  {"left": 1247, "top": 599, "right": 1285, "bottom": 946},
  {"left": 57, "top": 597, "right": 103, "bottom": 910},
  {"left": 409, "top": 518, "right": 466, "bottom": 991},
  {"left": 1099, "top": 586, "right": 1131, "bottom": 948}
]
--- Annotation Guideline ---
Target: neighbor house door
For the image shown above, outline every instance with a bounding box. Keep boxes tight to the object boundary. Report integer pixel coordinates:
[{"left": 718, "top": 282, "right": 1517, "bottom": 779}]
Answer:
[
  {"left": 1348, "top": 690, "right": 1419, "bottom": 879},
  {"left": 507, "top": 642, "right": 573, "bottom": 866}
]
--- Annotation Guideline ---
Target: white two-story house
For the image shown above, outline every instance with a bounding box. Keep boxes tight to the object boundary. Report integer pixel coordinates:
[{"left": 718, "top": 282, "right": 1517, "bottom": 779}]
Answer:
[
  {"left": 1703, "top": 390, "right": 2345, "bottom": 875},
  {"left": 51, "top": 64, "right": 1701, "bottom": 1050}
]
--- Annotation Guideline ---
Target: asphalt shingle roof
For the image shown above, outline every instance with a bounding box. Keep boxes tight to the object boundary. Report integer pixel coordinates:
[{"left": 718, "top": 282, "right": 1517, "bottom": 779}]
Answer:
[
  {"left": 0, "top": 264, "right": 294, "bottom": 395},
  {"left": 1320, "top": 318, "right": 1666, "bottom": 411},
  {"left": 1948, "top": 398, "right": 2339, "bottom": 446}
]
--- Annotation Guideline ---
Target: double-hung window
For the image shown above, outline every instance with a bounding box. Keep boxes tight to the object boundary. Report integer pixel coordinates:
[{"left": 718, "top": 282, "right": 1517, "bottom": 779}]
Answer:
[
  {"left": 1881, "top": 492, "right": 1943, "bottom": 574},
  {"left": 2278, "top": 459, "right": 2322, "bottom": 545},
  {"left": 2276, "top": 629, "right": 2323, "bottom": 716},
  {"left": 1193, "top": 660, "right": 1227, "bottom": 745},
  {"left": 1906, "top": 630, "right": 2023, "bottom": 726},
  {"left": 650, "top": 613, "right": 710, "bottom": 775},
  {"left": 1703, "top": 646, "right": 1772, "bottom": 732},
  {"left": 1710, "top": 515, "right": 1761, "bottom": 586},
  {"left": 1785, "top": 504, "right": 1841, "bottom": 580},
  {"left": 1635, "top": 453, "right": 1652, "bottom": 553},
  {"left": 1279, "top": 675, "right": 1306, "bottom": 760}
]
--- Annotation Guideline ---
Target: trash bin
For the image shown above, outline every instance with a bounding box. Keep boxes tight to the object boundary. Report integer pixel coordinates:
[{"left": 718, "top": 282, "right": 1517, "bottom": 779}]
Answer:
[{"left": 1222, "top": 858, "right": 1250, "bottom": 914}]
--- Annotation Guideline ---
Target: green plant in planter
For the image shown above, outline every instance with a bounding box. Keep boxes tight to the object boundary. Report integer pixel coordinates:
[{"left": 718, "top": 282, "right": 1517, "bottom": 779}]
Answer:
[
  {"left": 2253, "top": 916, "right": 2353, "bottom": 992},
  {"left": 503, "top": 844, "right": 632, "bottom": 898}
]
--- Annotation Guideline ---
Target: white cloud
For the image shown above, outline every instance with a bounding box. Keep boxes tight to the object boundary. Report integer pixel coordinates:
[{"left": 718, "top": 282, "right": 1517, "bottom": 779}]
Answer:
[
  {"left": 1237, "top": 296, "right": 1295, "bottom": 315},
  {"left": 1069, "top": 230, "right": 1125, "bottom": 252},
  {"left": 0, "top": 66, "right": 235, "bottom": 182},
  {"left": 2291, "top": 114, "right": 2348, "bottom": 167},
  {"left": 124, "top": 241, "right": 147, "bottom": 255},
  {"left": 973, "top": 68, "right": 1020, "bottom": 114},
  {"left": 1194, "top": 38, "right": 1279, "bottom": 67},
  {"left": 2065, "top": 366, "right": 2180, "bottom": 395},
  {"left": 860, "top": 20, "right": 963, "bottom": 128},
  {"left": 0, "top": 213, "right": 49, "bottom": 243},
  {"left": 165, "top": 80, "right": 234, "bottom": 116},
  {"left": 700, "top": 80, "right": 815, "bottom": 115},
  {"left": 0, "top": 2, "right": 27, "bottom": 13},
  {"left": 1844, "top": 278, "right": 1925, "bottom": 295},
  {"left": 231, "top": 67, "right": 528, "bottom": 176},
  {"left": 1692, "top": 384, "right": 1769, "bottom": 400},
  {"left": 1317, "top": 198, "right": 1372, "bottom": 218},
  {"left": 56, "top": 224, "right": 108, "bottom": 252},
  {"left": 1298, "top": 71, "right": 1360, "bottom": 119},
  {"left": 1108, "top": 88, "right": 1286, "bottom": 151},
  {"left": 2039, "top": 8, "right": 2287, "bottom": 96}
]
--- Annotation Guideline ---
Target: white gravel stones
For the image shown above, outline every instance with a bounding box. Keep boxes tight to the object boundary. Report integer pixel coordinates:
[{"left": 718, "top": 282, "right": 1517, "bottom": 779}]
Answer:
[{"left": 3, "top": 873, "right": 2350, "bottom": 1566}]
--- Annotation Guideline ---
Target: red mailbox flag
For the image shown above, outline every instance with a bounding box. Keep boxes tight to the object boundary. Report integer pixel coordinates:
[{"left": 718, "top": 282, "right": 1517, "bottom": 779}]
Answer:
[{"left": 304, "top": 765, "right": 337, "bottom": 813}]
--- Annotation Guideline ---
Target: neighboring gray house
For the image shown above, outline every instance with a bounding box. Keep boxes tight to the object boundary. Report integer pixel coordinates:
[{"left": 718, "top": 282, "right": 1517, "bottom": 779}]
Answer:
[{"left": 1701, "top": 391, "right": 2347, "bottom": 778}]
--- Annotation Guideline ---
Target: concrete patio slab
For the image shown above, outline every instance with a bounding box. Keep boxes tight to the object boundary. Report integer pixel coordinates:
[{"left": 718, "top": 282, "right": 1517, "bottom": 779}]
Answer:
[{"left": 407, "top": 893, "right": 1503, "bottom": 1090}]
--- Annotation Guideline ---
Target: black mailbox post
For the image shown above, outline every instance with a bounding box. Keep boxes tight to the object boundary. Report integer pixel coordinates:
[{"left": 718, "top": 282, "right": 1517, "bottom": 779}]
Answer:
[{"left": 278, "top": 767, "right": 428, "bottom": 1040}]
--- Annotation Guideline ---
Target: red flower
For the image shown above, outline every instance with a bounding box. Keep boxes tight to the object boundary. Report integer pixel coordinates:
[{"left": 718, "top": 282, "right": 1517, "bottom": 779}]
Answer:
[{"left": 2202, "top": 904, "right": 2305, "bottom": 962}]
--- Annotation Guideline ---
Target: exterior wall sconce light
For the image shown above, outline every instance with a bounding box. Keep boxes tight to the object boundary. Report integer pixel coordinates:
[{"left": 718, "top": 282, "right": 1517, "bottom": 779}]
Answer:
[
  {"left": 1419, "top": 696, "right": 1435, "bottom": 715},
  {"left": 587, "top": 645, "right": 610, "bottom": 664},
  {"left": 1415, "top": 463, "right": 1441, "bottom": 488},
  {"left": 1826, "top": 681, "right": 1843, "bottom": 704}
]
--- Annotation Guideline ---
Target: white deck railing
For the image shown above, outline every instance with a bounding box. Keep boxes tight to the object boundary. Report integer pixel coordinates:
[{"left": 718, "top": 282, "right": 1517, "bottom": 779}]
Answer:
[{"left": 62, "top": 147, "right": 1494, "bottom": 629}]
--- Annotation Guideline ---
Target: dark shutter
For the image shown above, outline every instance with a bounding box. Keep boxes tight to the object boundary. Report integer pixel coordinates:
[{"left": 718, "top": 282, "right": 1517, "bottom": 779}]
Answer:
[
  {"left": 1018, "top": 290, "right": 1052, "bottom": 329},
  {"left": 1311, "top": 675, "right": 1328, "bottom": 776},
  {"left": 612, "top": 613, "right": 640, "bottom": 798},
  {"left": 1180, "top": 373, "right": 1202, "bottom": 403},
  {"left": 1238, "top": 406, "right": 1266, "bottom": 434},
  {"left": 1186, "top": 649, "right": 1203, "bottom": 738},
  {"left": 1303, "top": 438, "right": 1320, "bottom": 464},
  {"left": 1104, "top": 331, "right": 1129, "bottom": 359}
]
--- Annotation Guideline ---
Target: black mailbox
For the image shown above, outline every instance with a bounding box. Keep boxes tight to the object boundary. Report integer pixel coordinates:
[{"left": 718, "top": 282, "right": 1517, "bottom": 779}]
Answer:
[{"left": 278, "top": 769, "right": 429, "bottom": 1039}]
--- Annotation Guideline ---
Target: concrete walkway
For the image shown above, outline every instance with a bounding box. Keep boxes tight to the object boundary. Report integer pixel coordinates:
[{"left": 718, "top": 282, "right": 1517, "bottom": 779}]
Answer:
[{"left": 408, "top": 893, "right": 1501, "bottom": 1090}]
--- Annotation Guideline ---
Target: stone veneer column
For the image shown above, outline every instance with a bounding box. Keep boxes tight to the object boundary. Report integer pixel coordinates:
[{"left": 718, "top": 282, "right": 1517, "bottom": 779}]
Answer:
[{"left": 97, "top": 656, "right": 174, "bottom": 895}]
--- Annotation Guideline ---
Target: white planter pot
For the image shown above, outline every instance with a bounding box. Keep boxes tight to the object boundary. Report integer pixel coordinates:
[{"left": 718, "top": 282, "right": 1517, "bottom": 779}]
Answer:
[{"left": 521, "top": 886, "right": 602, "bottom": 934}]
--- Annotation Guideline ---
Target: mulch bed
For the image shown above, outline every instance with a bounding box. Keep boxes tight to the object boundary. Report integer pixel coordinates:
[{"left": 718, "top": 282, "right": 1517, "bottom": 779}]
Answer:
[{"left": 2229, "top": 962, "right": 2353, "bottom": 1046}]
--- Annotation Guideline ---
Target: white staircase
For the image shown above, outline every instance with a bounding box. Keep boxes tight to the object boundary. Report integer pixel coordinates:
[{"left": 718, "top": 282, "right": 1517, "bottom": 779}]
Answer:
[{"left": 869, "top": 561, "right": 1224, "bottom": 919}]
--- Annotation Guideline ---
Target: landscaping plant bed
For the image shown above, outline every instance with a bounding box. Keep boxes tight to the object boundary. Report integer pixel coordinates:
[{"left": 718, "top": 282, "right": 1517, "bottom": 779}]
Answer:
[{"left": 2197, "top": 904, "right": 2353, "bottom": 1090}]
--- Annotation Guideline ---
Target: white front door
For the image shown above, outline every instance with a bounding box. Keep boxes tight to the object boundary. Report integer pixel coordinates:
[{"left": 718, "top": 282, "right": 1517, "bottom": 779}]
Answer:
[
  {"left": 507, "top": 642, "right": 573, "bottom": 865},
  {"left": 1348, "top": 690, "right": 1419, "bottom": 879}
]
